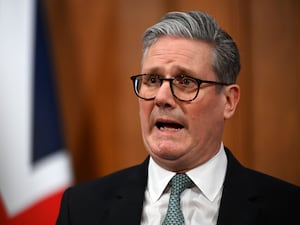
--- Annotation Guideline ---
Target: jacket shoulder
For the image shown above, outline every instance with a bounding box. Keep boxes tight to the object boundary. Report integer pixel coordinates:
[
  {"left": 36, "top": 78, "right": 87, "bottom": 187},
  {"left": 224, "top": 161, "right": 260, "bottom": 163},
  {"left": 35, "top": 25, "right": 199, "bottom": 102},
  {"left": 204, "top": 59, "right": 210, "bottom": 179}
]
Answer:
[
  {"left": 56, "top": 159, "right": 148, "bottom": 225},
  {"left": 225, "top": 148, "right": 300, "bottom": 193},
  {"left": 219, "top": 148, "right": 300, "bottom": 224},
  {"left": 69, "top": 158, "right": 148, "bottom": 196}
]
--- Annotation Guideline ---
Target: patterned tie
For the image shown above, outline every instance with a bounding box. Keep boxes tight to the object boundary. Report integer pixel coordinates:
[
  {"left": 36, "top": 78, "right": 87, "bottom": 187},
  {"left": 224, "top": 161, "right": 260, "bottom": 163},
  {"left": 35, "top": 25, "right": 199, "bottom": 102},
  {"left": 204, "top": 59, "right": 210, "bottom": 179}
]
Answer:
[{"left": 162, "top": 173, "right": 193, "bottom": 225}]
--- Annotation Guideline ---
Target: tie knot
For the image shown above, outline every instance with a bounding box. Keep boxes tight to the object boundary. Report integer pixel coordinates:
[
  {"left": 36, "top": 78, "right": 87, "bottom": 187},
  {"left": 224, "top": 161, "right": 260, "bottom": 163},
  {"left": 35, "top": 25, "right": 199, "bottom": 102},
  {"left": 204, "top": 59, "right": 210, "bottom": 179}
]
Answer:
[{"left": 171, "top": 173, "right": 193, "bottom": 194}]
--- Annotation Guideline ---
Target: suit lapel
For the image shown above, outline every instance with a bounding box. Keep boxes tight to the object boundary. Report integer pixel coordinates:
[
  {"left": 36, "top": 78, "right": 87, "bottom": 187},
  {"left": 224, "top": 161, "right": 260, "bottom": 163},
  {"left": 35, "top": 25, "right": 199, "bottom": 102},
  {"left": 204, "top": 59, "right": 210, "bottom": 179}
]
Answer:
[
  {"left": 103, "top": 158, "right": 149, "bottom": 225},
  {"left": 217, "top": 149, "right": 260, "bottom": 225},
  {"left": 100, "top": 149, "right": 262, "bottom": 225}
]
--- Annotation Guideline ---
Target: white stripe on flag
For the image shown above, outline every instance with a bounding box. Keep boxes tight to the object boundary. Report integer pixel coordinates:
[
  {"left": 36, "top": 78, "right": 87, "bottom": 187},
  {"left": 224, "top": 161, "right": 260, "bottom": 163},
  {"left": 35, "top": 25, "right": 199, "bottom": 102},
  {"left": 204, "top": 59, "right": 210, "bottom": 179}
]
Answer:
[{"left": 0, "top": 0, "right": 73, "bottom": 217}]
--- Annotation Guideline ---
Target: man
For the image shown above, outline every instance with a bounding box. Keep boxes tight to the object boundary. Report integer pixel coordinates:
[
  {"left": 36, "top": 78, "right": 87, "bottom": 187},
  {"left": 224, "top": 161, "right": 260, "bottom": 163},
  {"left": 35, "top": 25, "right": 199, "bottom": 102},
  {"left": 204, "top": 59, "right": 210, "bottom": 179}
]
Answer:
[{"left": 56, "top": 11, "right": 300, "bottom": 225}]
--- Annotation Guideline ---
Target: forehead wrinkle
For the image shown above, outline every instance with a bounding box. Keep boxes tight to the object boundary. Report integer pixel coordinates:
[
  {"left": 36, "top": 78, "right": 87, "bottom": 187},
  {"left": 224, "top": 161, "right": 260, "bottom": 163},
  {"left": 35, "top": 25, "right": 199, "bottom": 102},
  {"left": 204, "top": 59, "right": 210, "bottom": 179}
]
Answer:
[
  {"left": 150, "top": 47, "right": 197, "bottom": 65},
  {"left": 142, "top": 48, "right": 198, "bottom": 77},
  {"left": 143, "top": 37, "right": 198, "bottom": 65}
]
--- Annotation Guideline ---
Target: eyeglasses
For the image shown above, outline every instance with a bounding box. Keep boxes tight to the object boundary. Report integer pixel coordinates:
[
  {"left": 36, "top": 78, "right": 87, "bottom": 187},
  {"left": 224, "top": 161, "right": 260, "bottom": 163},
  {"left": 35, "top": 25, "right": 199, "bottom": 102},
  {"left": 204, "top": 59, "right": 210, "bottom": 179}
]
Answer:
[{"left": 130, "top": 74, "right": 232, "bottom": 102}]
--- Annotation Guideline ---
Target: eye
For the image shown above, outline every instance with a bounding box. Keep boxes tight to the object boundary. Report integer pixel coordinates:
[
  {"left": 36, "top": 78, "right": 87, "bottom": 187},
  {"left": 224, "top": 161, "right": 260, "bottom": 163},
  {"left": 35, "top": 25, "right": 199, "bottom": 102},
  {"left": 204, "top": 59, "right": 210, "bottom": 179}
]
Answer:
[
  {"left": 143, "top": 74, "right": 160, "bottom": 86},
  {"left": 176, "top": 76, "right": 195, "bottom": 86},
  {"left": 182, "top": 78, "right": 192, "bottom": 85},
  {"left": 149, "top": 75, "right": 158, "bottom": 83}
]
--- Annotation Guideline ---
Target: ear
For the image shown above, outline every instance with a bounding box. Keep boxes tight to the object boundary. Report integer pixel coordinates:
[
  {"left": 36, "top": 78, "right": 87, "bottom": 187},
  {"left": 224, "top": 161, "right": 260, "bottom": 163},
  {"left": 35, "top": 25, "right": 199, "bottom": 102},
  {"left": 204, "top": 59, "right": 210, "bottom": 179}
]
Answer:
[{"left": 223, "top": 84, "right": 240, "bottom": 119}]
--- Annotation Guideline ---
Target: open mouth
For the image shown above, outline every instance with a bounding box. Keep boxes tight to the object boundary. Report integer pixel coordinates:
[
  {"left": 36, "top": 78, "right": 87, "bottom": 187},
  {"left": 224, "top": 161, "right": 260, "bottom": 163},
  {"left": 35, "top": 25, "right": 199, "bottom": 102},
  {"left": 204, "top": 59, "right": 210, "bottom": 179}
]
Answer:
[{"left": 156, "top": 121, "right": 184, "bottom": 131}]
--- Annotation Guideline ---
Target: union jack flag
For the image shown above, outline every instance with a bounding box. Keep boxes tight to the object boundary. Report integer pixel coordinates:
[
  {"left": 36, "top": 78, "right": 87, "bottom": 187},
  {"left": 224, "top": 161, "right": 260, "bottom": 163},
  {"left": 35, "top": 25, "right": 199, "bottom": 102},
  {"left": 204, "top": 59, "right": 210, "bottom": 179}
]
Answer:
[{"left": 0, "top": 0, "right": 73, "bottom": 224}]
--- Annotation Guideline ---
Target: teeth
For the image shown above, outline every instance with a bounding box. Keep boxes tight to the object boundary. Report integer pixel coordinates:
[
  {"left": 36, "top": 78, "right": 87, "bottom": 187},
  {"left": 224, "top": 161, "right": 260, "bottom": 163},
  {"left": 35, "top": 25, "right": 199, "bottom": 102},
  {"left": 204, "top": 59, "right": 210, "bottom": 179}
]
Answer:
[
  {"left": 156, "top": 122, "right": 183, "bottom": 131},
  {"left": 159, "top": 126, "right": 181, "bottom": 131}
]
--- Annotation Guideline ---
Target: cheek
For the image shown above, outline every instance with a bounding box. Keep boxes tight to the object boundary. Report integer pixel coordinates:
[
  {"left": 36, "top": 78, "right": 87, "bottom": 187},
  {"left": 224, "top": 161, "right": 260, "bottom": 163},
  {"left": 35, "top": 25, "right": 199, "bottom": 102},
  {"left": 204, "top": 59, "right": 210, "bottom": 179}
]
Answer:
[
  {"left": 188, "top": 109, "right": 208, "bottom": 133},
  {"left": 187, "top": 98, "right": 225, "bottom": 131},
  {"left": 139, "top": 100, "right": 153, "bottom": 129}
]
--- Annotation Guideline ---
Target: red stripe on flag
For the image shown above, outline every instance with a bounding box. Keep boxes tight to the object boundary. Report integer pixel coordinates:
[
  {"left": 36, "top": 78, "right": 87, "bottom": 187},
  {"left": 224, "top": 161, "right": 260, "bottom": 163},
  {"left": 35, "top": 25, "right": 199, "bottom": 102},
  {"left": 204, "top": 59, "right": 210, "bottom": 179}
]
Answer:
[
  {"left": 0, "top": 196, "right": 8, "bottom": 224},
  {"left": 0, "top": 187, "right": 67, "bottom": 225}
]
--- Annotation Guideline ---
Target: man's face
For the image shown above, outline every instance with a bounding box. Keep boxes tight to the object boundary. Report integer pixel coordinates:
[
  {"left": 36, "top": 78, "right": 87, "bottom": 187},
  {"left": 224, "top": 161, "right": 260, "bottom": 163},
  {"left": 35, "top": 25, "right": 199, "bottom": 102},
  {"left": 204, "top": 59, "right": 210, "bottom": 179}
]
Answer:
[{"left": 139, "top": 36, "right": 239, "bottom": 172}]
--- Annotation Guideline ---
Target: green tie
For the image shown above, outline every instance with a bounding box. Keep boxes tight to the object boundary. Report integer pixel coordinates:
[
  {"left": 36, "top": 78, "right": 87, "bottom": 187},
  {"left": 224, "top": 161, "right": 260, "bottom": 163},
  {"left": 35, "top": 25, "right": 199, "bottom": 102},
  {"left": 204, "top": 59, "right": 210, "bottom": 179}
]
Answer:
[{"left": 162, "top": 173, "right": 193, "bottom": 225}]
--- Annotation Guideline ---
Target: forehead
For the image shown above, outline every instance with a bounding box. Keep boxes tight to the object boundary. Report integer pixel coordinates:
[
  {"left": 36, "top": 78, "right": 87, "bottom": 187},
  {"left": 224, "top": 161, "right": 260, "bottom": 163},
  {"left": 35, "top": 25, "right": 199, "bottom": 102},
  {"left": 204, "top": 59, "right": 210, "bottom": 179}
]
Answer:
[{"left": 142, "top": 36, "right": 214, "bottom": 77}]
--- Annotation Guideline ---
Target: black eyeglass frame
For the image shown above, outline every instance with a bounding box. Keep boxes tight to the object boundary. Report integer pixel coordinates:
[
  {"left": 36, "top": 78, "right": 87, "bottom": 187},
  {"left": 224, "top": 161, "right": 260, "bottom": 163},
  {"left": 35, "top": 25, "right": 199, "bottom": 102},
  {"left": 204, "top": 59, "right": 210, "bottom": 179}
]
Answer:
[{"left": 130, "top": 74, "right": 233, "bottom": 102}]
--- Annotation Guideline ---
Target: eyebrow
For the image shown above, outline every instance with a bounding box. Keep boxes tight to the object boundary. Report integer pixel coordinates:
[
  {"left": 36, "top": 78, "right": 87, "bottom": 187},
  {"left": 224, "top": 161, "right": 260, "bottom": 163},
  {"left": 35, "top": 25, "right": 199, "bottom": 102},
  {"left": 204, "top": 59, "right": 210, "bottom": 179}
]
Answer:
[{"left": 142, "top": 65, "right": 197, "bottom": 77}]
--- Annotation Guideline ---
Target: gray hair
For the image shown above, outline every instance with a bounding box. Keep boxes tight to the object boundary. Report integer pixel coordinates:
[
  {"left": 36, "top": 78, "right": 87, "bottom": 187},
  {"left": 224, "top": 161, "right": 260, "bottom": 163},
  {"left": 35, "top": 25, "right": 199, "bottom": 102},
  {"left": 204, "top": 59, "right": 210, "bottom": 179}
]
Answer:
[{"left": 142, "top": 11, "right": 240, "bottom": 83}]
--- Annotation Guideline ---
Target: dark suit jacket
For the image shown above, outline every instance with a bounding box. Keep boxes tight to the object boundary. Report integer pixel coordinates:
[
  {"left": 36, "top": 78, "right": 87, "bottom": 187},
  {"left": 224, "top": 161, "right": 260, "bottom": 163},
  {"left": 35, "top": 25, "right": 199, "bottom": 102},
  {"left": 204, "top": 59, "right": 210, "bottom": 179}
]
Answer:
[{"left": 56, "top": 148, "right": 300, "bottom": 225}]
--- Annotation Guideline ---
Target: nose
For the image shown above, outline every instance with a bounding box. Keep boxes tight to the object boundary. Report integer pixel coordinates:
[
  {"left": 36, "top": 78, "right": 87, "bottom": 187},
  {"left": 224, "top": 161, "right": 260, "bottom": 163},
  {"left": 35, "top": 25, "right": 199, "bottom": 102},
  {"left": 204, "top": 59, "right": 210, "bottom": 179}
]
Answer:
[{"left": 154, "top": 80, "right": 177, "bottom": 108}]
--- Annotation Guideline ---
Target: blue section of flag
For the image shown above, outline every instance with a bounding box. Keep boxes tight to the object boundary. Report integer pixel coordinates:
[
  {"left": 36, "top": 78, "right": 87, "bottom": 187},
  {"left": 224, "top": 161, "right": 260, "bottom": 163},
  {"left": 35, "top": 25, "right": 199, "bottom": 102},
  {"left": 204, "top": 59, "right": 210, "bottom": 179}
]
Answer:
[{"left": 32, "top": 0, "right": 65, "bottom": 163}]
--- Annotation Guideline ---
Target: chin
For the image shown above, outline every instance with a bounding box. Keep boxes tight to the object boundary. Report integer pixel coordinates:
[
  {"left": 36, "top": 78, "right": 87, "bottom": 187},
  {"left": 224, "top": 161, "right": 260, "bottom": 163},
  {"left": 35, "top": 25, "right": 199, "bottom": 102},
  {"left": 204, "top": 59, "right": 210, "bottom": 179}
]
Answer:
[{"left": 151, "top": 147, "right": 186, "bottom": 161}]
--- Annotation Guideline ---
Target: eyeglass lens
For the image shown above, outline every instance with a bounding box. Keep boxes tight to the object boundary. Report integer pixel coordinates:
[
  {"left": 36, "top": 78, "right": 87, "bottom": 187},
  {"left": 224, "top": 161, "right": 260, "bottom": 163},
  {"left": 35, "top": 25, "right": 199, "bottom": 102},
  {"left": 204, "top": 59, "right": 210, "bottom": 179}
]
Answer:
[{"left": 133, "top": 74, "right": 200, "bottom": 101}]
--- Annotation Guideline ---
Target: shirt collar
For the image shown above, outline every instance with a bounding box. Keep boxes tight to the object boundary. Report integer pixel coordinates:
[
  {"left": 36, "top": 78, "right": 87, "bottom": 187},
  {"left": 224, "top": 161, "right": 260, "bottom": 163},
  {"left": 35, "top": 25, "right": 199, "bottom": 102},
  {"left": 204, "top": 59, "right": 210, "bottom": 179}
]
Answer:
[{"left": 147, "top": 143, "right": 227, "bottom": 202}]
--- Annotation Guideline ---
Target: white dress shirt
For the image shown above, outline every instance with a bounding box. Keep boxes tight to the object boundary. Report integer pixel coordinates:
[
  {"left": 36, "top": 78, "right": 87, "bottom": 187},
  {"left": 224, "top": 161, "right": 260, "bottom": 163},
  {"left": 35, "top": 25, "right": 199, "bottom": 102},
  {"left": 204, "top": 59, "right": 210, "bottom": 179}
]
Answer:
[{"left": 140, "top": 144, "right": 227, "bottom": 225}]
